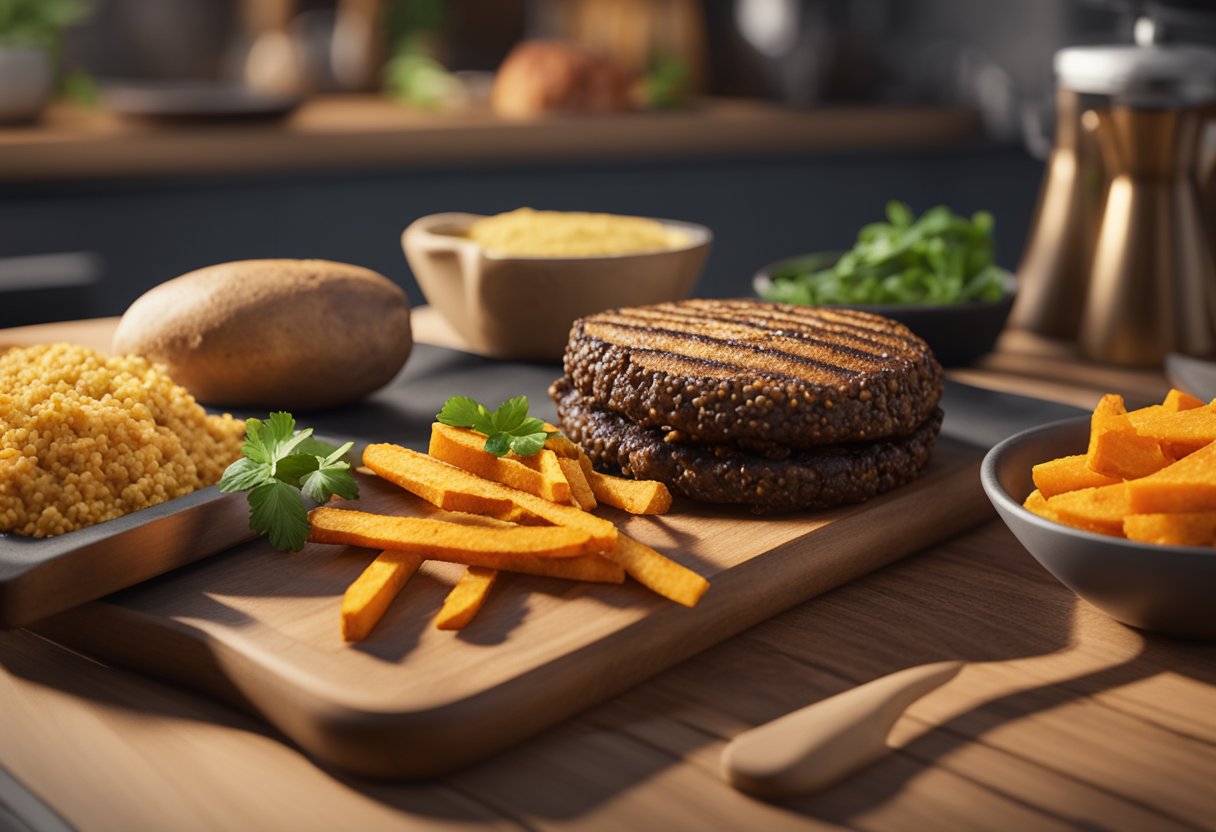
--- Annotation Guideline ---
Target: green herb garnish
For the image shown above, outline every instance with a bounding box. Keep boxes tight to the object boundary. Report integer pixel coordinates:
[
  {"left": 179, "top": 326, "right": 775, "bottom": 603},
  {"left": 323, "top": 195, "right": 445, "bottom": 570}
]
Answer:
[
  {"left": 219, "top": 412, "right": 359, "bottom": 552},
  {"left": 760, "top": 201, "right": 1006, "bottom": 306},
  {"left": 436, "top": 395, "right": 555, "bottom": 458}
]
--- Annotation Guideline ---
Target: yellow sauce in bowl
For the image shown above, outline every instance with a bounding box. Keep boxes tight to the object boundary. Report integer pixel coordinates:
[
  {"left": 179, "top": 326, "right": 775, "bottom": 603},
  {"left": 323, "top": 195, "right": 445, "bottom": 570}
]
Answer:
[{"left": 465, "top": 208, "right": 690, "bottom": 257}]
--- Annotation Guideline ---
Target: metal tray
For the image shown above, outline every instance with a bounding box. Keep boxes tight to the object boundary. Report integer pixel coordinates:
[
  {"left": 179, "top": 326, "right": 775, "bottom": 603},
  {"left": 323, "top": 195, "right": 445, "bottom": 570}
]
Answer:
[{"left": 0, "top": 487, "right": 254, "bottom": 629}]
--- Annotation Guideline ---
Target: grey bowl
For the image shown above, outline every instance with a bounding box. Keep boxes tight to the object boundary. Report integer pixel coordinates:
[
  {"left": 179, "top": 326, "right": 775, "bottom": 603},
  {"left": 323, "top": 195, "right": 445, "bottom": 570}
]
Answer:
[
  {"left": 754, "top": 254, "right": 1015, "bottom": 367},
  {"left": 981, "top": 416, "right": 1216, "bottom": 639}
]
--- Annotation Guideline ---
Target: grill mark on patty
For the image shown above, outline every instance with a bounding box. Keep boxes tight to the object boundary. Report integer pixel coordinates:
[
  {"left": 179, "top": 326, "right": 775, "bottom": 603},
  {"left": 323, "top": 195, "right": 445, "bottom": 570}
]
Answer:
[
  {"left": 709, "top": 305, "right": 924, "bottom": 347},
  {"left": 582, "top": 320, "right": 865, "bottom": 382},
  {"left": 607, "top": 308, "right": 904, "bottom": 364},
  {"left": 650, "top": 300, "right": 926, "bottom": 349}
]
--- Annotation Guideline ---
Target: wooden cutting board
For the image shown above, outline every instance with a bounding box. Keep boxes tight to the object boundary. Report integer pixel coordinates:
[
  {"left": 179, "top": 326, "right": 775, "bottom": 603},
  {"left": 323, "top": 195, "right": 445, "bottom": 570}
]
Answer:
[{"left": 35, "top": 438, "right": 990, "bottom": 780}]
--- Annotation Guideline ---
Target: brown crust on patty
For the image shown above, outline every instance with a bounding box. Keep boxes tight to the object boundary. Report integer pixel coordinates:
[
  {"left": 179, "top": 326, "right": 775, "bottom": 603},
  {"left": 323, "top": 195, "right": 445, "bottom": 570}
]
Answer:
[
  {"left": 562, "top": 299, "right": 942, "bottom": 449},
  {"left": 553, "top": 379, "right": 942, "bottom": 513}
]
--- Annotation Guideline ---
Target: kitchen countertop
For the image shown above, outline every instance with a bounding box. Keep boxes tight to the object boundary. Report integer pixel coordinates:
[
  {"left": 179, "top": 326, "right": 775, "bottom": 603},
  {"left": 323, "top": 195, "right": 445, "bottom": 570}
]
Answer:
[
  {"left": 1, "top": 314, "right": 1213, "bottom": 832},
  {"left": 0, "top": 97, "right": 981, "bottom": 183}
]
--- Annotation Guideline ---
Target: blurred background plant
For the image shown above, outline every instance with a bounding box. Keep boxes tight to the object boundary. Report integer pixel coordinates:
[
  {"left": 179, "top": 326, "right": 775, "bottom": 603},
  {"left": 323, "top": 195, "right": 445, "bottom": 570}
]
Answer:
[
  {"left": 382, "top": 0, "right": 463, "bottom": 109},
  {"left": 0, "top": 0, "right": 86, "bottom": 48},
  {"left": 0, "top": 0, "right": 92, "bottom": 122}
]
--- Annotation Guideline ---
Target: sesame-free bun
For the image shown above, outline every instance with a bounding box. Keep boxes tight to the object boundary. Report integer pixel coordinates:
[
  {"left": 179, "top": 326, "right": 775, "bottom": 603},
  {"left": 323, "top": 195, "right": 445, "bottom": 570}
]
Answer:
[{"left": 113, "top": 259, "right": 412, "bottom": 410}]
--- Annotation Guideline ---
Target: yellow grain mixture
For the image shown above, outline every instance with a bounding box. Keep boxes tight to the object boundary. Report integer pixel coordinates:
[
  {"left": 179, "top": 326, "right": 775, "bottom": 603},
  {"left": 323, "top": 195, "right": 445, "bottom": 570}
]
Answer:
[
  {"left": 465, "top": 207, "right": 691, "bottom": 257},
  {"left": 0, "top": 344, "right": 245, "bottom": 538}
]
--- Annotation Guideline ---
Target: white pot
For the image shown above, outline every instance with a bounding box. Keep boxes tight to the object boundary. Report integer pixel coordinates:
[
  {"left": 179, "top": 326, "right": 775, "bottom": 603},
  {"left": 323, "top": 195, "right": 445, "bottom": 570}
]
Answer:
[{"left": 0, "top": 45, "right": 52, "bottom": 124}]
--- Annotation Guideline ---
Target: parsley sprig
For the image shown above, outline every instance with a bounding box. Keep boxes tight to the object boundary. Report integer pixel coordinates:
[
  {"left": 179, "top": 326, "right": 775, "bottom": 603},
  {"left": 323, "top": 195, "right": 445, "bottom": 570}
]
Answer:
[
  {"left": 437, "top": 395, "right": 555, "bottom": 457},
  {"left": 219, "top": 412, "right": 359, "bottom": 552}
]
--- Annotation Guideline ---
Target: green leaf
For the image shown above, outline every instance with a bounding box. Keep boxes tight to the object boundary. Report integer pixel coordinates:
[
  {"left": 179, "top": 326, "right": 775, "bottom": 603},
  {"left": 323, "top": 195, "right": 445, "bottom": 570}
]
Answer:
[
  {"left": 493, "top": 395, "right": 530, "bottom": 433},
  {"left": 248, "top": 480, "right": 310, "bottom": 552},
  {"left": 437, "top": 396, "right": 495, "bottom": 434},
  {"left": 507, "top": 432, "right": 547, "bottom": 457},
  {"left": 219, "top": 457, "right": 271, "bottom": 493},
  {"left": 295, "top": 435, "right": 344, "bottom": 459},
  {"left": 300, "top": 464, "right": 359, "bottom": 503},
  {"left": 483, "top": 433, "right": 512, "bottom": 457},
  {"left": 274, "top": 453, "right": 321, "bottom": 487},
  {"left": 886, "top": 201, "right": 914, "bottom": 229},
  {"left": 261, "top": 412, "right": 314, "bottom": 463},
  {"left": 240, "top": 417, "right": 270, "bottom": 464},
  {"left": 322, "top": 441, "right": 355, "bottom": 466},
  {"left": 516, "top": 416, "right": 547, "bottom": 435}
]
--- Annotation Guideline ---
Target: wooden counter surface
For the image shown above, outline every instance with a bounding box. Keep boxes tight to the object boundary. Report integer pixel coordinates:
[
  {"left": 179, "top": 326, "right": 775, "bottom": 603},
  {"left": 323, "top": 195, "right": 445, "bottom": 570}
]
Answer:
[
  {"left": 0, "top": 315, "right": 1213, "bottom": 832},
  {"left": 0, "top": 97, "right": 980, "bottom": 183}
]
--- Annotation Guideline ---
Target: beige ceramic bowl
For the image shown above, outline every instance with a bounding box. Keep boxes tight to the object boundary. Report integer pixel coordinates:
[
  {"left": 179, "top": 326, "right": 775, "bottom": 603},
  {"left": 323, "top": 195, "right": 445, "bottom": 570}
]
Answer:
[{"left": 402, "top": 212, "right": 712, "bottom": 361}]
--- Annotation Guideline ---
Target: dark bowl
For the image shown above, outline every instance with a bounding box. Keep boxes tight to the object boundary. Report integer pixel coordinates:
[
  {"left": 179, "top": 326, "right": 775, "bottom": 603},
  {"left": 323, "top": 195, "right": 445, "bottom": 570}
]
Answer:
[
  {"left": 754, "top": 254, "right": 1015, "bottom": 367},
  {"left": 981, "top": 416, "right": 1216, "bottom": 639}
]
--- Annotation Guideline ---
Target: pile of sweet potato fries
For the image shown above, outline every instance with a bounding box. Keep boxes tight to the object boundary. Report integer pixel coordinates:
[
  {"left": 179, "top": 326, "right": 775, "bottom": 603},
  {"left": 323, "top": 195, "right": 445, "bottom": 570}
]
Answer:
[{"left": 306, "top": 423, "right": 709, "bottom": 641}]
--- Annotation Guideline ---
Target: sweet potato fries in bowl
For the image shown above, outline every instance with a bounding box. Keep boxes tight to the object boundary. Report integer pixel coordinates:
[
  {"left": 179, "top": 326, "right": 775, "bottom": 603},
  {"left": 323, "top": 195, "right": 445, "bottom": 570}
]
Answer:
[{"left": 982, "top": 389, "right": 1216, "bottom": 639}]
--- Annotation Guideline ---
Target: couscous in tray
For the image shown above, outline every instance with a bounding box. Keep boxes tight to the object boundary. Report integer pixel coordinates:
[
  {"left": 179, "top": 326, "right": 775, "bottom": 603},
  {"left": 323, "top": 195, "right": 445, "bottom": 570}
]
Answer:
[{"left": 0, "top": 344, "right": 253, "bottom": 628}]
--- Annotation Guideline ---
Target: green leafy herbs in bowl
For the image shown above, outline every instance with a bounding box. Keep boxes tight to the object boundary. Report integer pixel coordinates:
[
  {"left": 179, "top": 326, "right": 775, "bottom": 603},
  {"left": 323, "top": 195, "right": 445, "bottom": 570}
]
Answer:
[
  {"left": 753, "top": 202, "right": 1016, "bottom": 367},
  {"left": 758, "top": 202, "right": 1008, "bottom": 307}
]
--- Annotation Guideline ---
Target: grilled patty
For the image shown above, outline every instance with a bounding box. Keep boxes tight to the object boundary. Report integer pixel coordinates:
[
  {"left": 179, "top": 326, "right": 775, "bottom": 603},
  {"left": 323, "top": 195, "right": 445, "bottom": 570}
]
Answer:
[
  {"left": 562, "top": 299, "right": 942, "bottom": 449},
  {"left": 553, "top": 380, "right": 942, "bottom": 513}
]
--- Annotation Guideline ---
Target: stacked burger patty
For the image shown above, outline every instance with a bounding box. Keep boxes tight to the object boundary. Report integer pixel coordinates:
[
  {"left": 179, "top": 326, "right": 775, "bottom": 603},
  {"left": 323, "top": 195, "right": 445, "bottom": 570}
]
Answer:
[{"left": 550, "top": 299, "right": 944, "bottom": 513}]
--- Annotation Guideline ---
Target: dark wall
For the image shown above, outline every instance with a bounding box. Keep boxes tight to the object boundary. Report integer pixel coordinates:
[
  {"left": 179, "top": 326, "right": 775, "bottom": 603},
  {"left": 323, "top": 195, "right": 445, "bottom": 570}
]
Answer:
[{"left": 0, "top": 145, "right": 1043, "bottom": 327}]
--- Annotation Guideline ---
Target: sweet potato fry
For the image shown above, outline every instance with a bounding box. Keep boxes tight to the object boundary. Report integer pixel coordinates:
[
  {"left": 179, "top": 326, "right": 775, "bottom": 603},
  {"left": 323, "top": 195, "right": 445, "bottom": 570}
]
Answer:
[
  {"left": 604, "top": 534, "right": 709, "bottom": 608},
  {"left": 363, "top": 444, "right": 618, "bottom": 549},
  {"left": 308, "top": 507, "right": 595, "bottom": 558},
  {"left": 429, "top": 424, "right": 572, "bottom": 504},
  {"left": 1087, "top": 394, "right": 1170, "bottom": 479},
  {"left": 578, "top": 452, "right": 672, "bottom": 515},
  {"left": 1031, "top": 454, "right": 1121, "bottom": 499},
  {"left": 1126, "top": 441, "right": 1216, "bottom": 514},
  {"left": 435, "top": 566, "right": 498, "bottom": 630},
  {"left": 1022, "top": 489, "right": 1059, "bottom": 522},
  {"left": 543, "top": 425, "right": 582, "bottom": 459},
  {"left": 558, "top": 455, "right": 597, "bottom": 510},
  {"left": 1163, "top": 388, "right": 1205, "bottom": 412},
  {"left": 341, "top": 550, "right": 423, "bottom": 642},
  {"left": 1126, "top": 405, "right": 1216, "bottom": 458},
  {"left": 1044, "top": 483, "right": 1129, "bottom": 536},
  {"left": 1123, "top": 512, "right": 1216, "bottom": 547}
]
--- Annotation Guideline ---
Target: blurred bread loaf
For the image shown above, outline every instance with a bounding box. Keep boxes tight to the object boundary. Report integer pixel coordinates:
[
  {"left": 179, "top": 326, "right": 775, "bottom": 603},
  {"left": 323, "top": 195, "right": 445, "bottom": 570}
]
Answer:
[{"left": 491, "top": 40, "right": 631, "bottom": 119}]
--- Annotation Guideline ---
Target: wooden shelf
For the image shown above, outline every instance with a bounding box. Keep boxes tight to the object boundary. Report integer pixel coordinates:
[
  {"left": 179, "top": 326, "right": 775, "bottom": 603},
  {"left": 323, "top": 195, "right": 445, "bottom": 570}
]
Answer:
[{"left": 0, "top": 96, "right": 981, "bottom": 183}]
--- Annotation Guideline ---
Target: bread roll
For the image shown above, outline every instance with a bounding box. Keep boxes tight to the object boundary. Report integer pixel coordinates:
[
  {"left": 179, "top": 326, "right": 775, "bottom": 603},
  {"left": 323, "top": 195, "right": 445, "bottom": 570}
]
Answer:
[{"left": 112, "top": 259, "right": 412, "bottom": 409}]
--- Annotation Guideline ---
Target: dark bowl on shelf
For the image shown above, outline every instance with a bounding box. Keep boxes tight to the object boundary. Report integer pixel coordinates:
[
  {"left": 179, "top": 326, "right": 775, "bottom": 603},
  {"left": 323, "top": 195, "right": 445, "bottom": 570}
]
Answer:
[
  {"left": 754, "top": 253, "right": 1016, "bottom": 367},
  {"left": 981, "top": 416, "right": 1216, "bottom": 639}
]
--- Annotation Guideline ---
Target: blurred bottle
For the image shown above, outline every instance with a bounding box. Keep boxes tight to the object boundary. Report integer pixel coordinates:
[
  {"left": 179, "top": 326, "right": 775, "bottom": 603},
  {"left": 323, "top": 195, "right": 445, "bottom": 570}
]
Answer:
[
  {"left": 1080, "top": 98, "right": 1216, "bottom": 364},
  {"left": 1011, "top": 84, "right": 1107, "bottom": 339}
]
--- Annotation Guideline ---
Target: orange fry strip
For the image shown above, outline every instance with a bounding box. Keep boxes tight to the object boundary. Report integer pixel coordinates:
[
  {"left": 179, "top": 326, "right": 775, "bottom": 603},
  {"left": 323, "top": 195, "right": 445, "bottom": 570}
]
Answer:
[
  {"left": 1032, "top": 454, "right": 1121, "bottom": 499},
  {"left": 308, "top": 507, "right": 595, "bottom": 558},
  {"left": 1123, "top": 512, "right": 1216, "bottom": 547},
  {"left": 435, "top": 567, "right": 498, "bottom": 630},
  {"left": 1044, "top": 482, "right": 1129, "bottom": 537},
  {"left": 605, "top": 534, "right": 709, "bottom": 608},
  {"left": 1126, "top": 441, "right": 1216, "bottom": 514},
  {"left": 1086, "top": 394, "right": 1170, "bottom": 479},
  {"left": 543, "top": 425, "right": 582, "bottom": 459},
  {"left": 1162, "top": 388, "right": 1205, "bottom": 412},
  {"left": 1022, "top": 489, "right": 1060, "bottom": 522},
  {"left": 1127, "top": 405, "right": 1216, "bottom": 458},
  {"left": 429, "top": 424, "right": 572, "bottom": 503},
  {"left": 341, "top": 550, "right": 424, "bottom": 642},
  {"left": 578, "top": 452, "right": 672, "bottom": 515},
  {"left": 363, "top": 444, "right": 618, "bottom": 550},
  {"left": 558, "top": 455, "right": 597, "bottom": 510}
]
